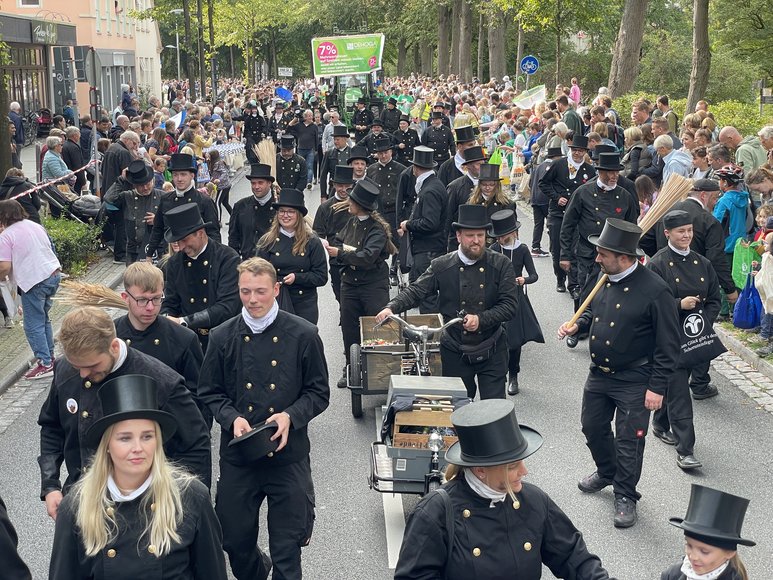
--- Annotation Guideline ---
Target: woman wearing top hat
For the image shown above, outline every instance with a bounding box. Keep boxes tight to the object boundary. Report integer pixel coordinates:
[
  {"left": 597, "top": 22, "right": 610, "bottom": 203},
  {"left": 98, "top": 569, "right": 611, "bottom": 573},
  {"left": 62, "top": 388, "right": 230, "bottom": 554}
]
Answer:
[
  {"left": 661, "top": 484, "right": 754, "bottom": 580},
  {"left": 490, "top": 210, "right": 544, "bottom": 396},
  {"left": 394, "top": 399, "right": 612, "bottom": 580},
  {"left": 49, "top": 375, "right": 228, "bottom": 580},
  {"left": 256, "top": 188, "right": 328, "bottom": 324},
  {"left": 326, "top": 178, "right": 397, "bottom": 388},
  {"left": 468, "top": 162, "right": 518, "bottom": 238}
]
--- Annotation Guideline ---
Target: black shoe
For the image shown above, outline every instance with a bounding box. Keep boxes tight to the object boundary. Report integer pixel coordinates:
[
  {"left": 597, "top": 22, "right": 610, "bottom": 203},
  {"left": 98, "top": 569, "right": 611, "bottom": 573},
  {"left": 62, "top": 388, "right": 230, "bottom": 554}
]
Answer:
[
  {"left": 389, "top": 272, "right": 399, "bottom": 287},
  {"left": 507, "top": 376, "right": 519, "bottom": 395},
  {"left": 337, "top": 369, "right": 348, "bottom": 389},
  {"left": 652, "top": 429, "right": 677, "bottom": 446},
  {"left": 613, "top": 496, "right": 637, "bottom": 528},
  {"left": 556, "top": 283, "right": 567, "bottom": 293},
  {"left": 677, "top": 454, "right": 703, "bottom": 470},
  {"left": 577, "top": 471, "right": 613, "bottom": 494},
  {"left": 691, "top": 385, "right": 719, "bottom": 400},
  {"left": 566, "top": 335, "right": 579, "bottom": 348},
  {"left": 570, "top": 289, "right": 582, "bottom": 301}
]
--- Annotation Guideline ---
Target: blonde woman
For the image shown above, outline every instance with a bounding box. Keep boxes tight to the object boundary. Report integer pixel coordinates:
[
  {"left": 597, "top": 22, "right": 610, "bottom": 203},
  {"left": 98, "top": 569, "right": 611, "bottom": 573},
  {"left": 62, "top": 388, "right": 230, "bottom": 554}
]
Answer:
[
  {"left": 468, "top": 163, "right": 517, "bottom": 226},
  {"left": 49, "top": 375, "right": 227, "bottom": 580}
]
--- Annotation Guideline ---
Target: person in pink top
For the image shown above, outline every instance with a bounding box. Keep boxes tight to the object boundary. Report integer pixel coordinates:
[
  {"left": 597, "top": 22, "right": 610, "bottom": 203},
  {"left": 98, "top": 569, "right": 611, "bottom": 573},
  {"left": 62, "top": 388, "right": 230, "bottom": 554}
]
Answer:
[
  {"left": 0, "top": 200, "right": 62, "bottom": 379},
  {"left": 570, "top": 78, "right": 582, "bottom": 106}
]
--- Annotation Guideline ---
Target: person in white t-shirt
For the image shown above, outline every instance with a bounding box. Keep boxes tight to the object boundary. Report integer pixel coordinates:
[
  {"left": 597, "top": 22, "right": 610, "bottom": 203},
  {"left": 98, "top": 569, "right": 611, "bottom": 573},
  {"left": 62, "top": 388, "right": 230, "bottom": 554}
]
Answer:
[{"left": 0, "top": 200, "right": 61, "bottom": 379}]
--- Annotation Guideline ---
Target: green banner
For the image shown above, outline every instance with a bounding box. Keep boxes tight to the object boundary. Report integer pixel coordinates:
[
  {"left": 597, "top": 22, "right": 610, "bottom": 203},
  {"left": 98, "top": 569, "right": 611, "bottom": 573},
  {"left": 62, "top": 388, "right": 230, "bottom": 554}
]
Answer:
[{"left": 311, "top": 34, "right": 385, "bottom": 77}]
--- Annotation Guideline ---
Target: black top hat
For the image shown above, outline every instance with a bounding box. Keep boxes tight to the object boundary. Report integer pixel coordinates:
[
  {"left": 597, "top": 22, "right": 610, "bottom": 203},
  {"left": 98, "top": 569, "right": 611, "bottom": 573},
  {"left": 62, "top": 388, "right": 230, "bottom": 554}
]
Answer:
[
  {"left": 568, "top": 135, "right": 589, "bottom": 150},
  {"left": 331, "top": 165, "right": 354, "bottom": 185},
  {"left": 227, "top": 421, "right": 279, "bottom": 463},
  {"left": 431, "top": 111, "right": 444, "bottom": 120},
  {"left": 348, "top": 146, "right": 370, "bottom": 163},
  {"left": 588, "top": 218, "right": 644, "bottom": 257},
  {"left": 663, "top": 209, "right": 692, "bottom": 230},
  {"left": 370, "top": 118, "right": 384, "bottom": 127},
  {"left": 669, "top": 484, "right": 755, "bottom": 549},
  {"left": 332, "top": 125, "right": 349, "bottom": 138},
  {"left": 85, "top": 375, "right": 177, "bottom": 449},
  {"left": 452, "top": 204, "right": 492, "bottom": 231},
  {"left": 547, "top": 146, "right": 564, "bottom": 158},
  {"left": 373, "top": 135, "right": 393, "bottom": 152},
  {"left": 399, "top": 114, "right": 410, "bottom": 123},
  {"left": 125, "top": 160, "right": 154, "bottom": 185},
  {"left": 246, "top": 163, "right": 275, "bottom": 182},
  {"left": 357, "top": 97, "right": 367, "bottom": 105},
  {"left": 455, "top": 125, "right": 476, "bottom": 144},
  {"left": 387, "top": 97, "right": 398, "bottom": 106},
  {"left": 489, "top": 209, "right": 520, "bottom": 237},
  {"left": 462, "top": 146, "right": 486, "bottom": 165},
  {"left": 279, "top": 135, "right": 296, "bottom": 149},
  {"left": 163, "top": 202, "right": 211, "bottom": 243},
  {"left": 478, "top": 163, "right": 502, "bottom": 182},
  {"left": 693, "top": 178, "right": 720, "bottom": 192},
  {"left": 274, "top": 101, "right": 285, "bottom": 109},
  {"left": 595, "top": 152, "right": 624, "bottom": 171},
  {"left": 410, "top": 146, "right": 437, "bottom": 169},
  {"left": 168, "top": 153, "right": 197, "bottom": 173},
  {"left": 272, "top": 188, "right": 308, "bottom": 216},
  {"left": 433, "top": 101, "right": 444, "bottom": 108},
  {"left": 349, "top": 178, "right": 380, "bottom": 211},
  {"left": 594, "top": 144, "right": 617, "bottom": 156},
  {"left": 445, "top": 399, "right": 543, "bottom": 467}
]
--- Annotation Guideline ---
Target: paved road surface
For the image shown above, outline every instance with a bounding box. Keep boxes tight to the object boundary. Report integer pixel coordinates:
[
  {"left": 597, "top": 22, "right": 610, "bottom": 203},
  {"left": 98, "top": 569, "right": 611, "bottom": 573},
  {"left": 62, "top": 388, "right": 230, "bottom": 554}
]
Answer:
[{"left": 1, "top": 174, "right": 771, "bottom": 579}]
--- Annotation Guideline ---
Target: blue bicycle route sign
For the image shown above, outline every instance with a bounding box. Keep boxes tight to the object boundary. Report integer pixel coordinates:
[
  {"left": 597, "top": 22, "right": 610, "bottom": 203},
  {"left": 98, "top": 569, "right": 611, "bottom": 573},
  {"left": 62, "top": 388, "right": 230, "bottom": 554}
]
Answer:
[{"left": 520, "top": 55, "right": 539, "bottom": 75}]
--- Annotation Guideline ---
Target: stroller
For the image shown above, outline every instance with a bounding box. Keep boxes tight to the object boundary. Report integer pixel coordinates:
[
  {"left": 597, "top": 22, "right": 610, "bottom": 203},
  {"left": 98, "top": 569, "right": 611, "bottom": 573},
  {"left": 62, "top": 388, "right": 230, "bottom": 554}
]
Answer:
[{"left": 38, "top": 183, "right": 102, "bottom": 224}]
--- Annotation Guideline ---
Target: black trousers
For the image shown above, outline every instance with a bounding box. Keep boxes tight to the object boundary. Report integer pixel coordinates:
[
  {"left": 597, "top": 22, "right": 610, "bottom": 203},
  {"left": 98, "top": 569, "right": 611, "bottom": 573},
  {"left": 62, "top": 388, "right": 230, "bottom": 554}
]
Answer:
[
  {"left": 547, "top": 216, "right": 577, "bottom": 288},
  {"left": 290, "top": 292, "right": 319, "bottom": 325},
  {"left": 341, "top": 280, "right": 389, "bottom": 363},
  {"left": 330, "top": 265, "right": 342, "bottom": 304},
  {"left": 689, "top": 361, "right": 711, "bottom": 391},
  {"left": 531, "top": 204, "right": 548, "bottom": 250},
  {"left": 508, "top": 345, "right": 522, "bottom": 375},
  {"left": 581, "top": 371, "right": 652, "bottom": 502},
  {"left": 409, "top": 251, "right": 439, "bottom": 313},
  {"left": 441, "top": 336, "right": 508, "bottom": 400},
  {"left": 106, "top": 209, "right": 127, "bottom": 260},
  {"left": 653, "top": 367, "right": 696, "bottom": 456},
  {"left": 216, "top": 458, "right": 315, "bottom": 580}
]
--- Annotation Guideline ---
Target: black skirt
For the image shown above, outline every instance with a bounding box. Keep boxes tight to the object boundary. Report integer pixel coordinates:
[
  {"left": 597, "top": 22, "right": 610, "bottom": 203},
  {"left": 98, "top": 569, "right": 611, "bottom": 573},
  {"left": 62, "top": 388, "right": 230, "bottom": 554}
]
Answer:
[{"left": 506, "top": 285, "right": 544, "bottom": 348}]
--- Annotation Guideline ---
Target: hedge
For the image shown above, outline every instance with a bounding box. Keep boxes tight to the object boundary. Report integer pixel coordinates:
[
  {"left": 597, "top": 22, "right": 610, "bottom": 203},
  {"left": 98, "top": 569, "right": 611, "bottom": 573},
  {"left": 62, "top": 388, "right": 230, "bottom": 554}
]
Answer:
[{"left": 42, "top": 216, "right": 102, "bottom": 277}]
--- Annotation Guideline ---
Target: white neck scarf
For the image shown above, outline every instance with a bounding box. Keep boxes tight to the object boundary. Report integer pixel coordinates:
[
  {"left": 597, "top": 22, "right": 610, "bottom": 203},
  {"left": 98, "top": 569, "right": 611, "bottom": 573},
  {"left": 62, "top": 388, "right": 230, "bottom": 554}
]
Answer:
[
  {"left": 668, "top": 242, "right": 690, "bottom": 257},
  {"left": 501, "top": 239, "right": 521, "bottom": 250},
  {"left": 680, "top": 556, "right": 730, "bottom": 580},
  {"left": 457, "top": 247, "right": 478, "bottom": 265},
  {"left": 255, "top": 192, "right": 272, "bottom": 206},
  {"left": 596, "top": 177, "right": 615, "bottom": 191},
  {"left": 568, "top": 157, "right": 584, "bottom": 170},
  {"left": 241, "top": 301, "right": 279, "bottom": 334},
  {"left": 107, "top": 474, "right": 152, "bottom": 502},
  {"left": 280, "top": 227, "right": 295, "bottom": 238},
  {"left": 454, "top": 152, "right": 465, "bottom": 172},
  {"left": 464, "top": 469, "right": 507, "bottom": 507},
  {"left": 608, "top": 261, "right": 638, "bottom": 282},
  {"left": 415, "top": 170, "right": 433, "bottom": 194},
  {"left": 174, "top": 188, "right": 190, "bottom": 198},
  {"left": 110, "top": 339, "right": 129, "bottom": 373},
  {"left": 357, "top": 214, "right": 370, "bottom": 222}
]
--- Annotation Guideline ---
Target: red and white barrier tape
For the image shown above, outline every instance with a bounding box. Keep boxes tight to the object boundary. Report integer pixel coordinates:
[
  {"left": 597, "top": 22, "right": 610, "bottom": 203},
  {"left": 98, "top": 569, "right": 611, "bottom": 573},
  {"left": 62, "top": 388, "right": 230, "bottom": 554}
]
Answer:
[{"left": 9, "top": 159, "right": 98, "bottom": 201}]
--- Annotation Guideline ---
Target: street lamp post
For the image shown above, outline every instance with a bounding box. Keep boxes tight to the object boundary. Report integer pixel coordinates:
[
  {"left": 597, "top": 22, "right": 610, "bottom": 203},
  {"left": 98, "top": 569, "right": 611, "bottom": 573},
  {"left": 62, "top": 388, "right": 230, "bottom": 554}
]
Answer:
[
  {"left": 165, "top": 45, "right": 180, "bottom": 80},
  {"left": 170, "top": 9, "right": 183, "bottom": 81}
]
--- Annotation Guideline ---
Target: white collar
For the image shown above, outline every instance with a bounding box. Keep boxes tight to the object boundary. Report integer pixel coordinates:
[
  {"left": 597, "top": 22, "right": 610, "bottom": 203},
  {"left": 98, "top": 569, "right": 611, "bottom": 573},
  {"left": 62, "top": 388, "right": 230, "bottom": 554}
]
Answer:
[
  {"left": 454, "top": 153, "right": 465, "bottom": 172},
  {"left": 107, "top": 474, "right": 152, "bottom": 502},
  {"left": 174, "top": 187, "right": 191, "bottom": 198},
  {"left": 241, "top": 301, "right": 279, "bottom": 334},
  {"left": 468, "top": 175, "right": 479, "bottom": 187},
  {"left": 686, "top": 196, "right": 705, "bottom": 209},
  {"left": 110, "top": 339, "right": 129, "bottom": 373},
  {"left": 189, "top": 242, "right": 208, "bottom": 260},
  {"left": 568, "top": 157, "right": 584, "bottom": 170},
  {"left": 357, "top": 214, "right": 370, "bottom": 222},
  {"left": 596, "top": 177, "right": 616, "bottom": 192},
  {"left": 668, "top": 242, "right": 690, "bottom": 257},
  {"left": 255, "top": 192, "right": 273, "bottom": 206},
  {"left": 608, "top": 261, "right": 638, "bottom": 282},
  {"left": 501, "top": 239, "right": 521, "bottom": 250},
  {"left": 415, "top": 170, "right": 433, "bottom": 194},
  {"left": 334, "top": 192, "right": 347, "bottom": 201},
  {"left": 463, "top": 469, "right": 507, "bottom": 507},
  {"left": 280, "top": 227, "right": 295, "bottom": 238},
  {"left": 457, "top": 247, "right": 478, "bottom": 265},
  {"left": 680, "top": 556, "right": 730, "bottom": 580}
]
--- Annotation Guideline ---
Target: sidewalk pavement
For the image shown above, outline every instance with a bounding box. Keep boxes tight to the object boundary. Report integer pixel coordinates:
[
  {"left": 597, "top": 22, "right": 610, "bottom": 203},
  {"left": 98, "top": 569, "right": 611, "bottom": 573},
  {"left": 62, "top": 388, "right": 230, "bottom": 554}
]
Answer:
[{"left": 0, "top": 254, "right": 126, "bottom": 396}]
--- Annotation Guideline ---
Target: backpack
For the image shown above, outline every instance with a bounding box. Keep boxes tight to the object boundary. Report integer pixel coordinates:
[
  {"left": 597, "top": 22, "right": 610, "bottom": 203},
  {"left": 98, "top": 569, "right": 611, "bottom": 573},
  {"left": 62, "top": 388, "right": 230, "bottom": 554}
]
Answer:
[{"left": 608, "top": 123, "right": 625, "bottom": 153}]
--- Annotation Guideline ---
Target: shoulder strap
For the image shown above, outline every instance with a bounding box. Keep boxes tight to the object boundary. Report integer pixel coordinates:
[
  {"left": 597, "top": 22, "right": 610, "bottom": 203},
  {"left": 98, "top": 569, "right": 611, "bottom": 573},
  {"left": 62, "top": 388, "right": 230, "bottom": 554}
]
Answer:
[{"left": 435, "top": 488, "right": 454, "bottom": 573}]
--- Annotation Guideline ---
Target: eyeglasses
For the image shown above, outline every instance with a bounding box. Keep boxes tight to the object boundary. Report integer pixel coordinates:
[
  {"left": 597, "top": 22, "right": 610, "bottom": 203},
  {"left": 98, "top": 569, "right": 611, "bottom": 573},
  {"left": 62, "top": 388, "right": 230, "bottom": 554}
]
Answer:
[
  {"left": 277, "top": 209, "right": 297, "bottom": 215},
  {"left": 125, "top": 289, "right": 164, "bottom": 307}
]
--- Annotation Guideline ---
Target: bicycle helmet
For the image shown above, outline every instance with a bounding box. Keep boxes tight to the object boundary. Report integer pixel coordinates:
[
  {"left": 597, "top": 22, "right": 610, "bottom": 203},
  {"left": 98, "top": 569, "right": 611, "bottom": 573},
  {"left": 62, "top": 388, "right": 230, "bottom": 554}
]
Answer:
[{"left": 715, "top": 164, "right": 744, "bottom": 183}]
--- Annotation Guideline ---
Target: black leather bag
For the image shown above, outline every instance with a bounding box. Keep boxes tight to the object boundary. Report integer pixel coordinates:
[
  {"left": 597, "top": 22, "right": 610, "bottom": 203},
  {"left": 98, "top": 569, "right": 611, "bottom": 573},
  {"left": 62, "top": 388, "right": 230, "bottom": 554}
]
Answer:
[{"left": 459, "top": 326, "right": 503, "bottom": 364}]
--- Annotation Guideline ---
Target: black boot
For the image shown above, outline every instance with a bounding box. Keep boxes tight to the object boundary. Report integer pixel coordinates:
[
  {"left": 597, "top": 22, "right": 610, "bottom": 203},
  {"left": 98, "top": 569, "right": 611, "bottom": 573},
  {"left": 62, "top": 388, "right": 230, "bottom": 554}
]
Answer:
[
  {"left": 337, "top": 367, "right": 348, "bottom": 388},
  {"left": 507, "top": 375, "right": 519, "bottom": 395}
]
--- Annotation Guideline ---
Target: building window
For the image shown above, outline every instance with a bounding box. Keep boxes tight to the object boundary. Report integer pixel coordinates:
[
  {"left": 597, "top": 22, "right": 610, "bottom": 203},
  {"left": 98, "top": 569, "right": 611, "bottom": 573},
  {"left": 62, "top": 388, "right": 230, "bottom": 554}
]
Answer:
[
  {"left": 18, "top": 0, "right": 41, "bottom": 7},
  {"left": 95, "top": 0, "right": 101, "bottom": 32}
]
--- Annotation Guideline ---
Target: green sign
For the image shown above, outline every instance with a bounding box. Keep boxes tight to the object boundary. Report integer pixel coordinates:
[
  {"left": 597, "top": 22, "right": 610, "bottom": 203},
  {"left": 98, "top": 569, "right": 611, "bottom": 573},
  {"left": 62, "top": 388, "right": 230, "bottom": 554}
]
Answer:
[{"left": 311, "top": 34, "right": 385, "bottom": 77}]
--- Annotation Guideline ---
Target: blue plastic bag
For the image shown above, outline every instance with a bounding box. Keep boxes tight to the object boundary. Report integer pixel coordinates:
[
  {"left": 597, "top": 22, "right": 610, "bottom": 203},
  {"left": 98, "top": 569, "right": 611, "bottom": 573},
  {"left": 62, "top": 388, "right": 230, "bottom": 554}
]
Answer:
[{"left": 733, "top": 274, "right": 763, "bottom": 329}]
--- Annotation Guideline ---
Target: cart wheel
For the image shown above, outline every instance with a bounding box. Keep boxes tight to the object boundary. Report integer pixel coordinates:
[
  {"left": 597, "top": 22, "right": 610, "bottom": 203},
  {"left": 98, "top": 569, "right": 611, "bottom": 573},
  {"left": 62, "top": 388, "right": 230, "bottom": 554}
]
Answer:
[
  {"left": 351, "top": 391, "right": 363, "bottom": 418},
  {"left": 349, "top": 343, "right": 362, "bottom": 418}
]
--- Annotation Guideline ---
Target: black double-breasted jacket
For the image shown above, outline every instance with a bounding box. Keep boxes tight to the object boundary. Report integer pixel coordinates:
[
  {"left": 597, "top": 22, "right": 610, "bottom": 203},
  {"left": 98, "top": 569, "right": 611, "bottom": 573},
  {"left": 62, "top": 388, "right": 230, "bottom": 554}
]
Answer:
[
  {"left": 160, "top": 241, "right": 241, "bottom": 333},
  {"left": 228, "top": 193, "right": 276, "bottom": 259},
  {"left": 352, "top": 108, "right": 374, "bottom": 142},
  {"left": 257, "top": 232, "right": 328, "bottom": 308},
  {"left": 103, "top": 177, "right": 163, "bottom": 248},
  {"left": 0, "top": 495, "right": 30, "bottom": 580},
  {"left": 366, "top": 159, "right": 407, "bottom": 217},
  {"left": 421, "top": 124, "right": 456, "bottom": 163},
  {"left": 37, "top": 348, "right": 212, "bottom": 496},
  {"left": 319, "top": 146, "right": 352, "bottom": 199},
  {"left": 334, "top": 215, "right": 391, "bottom": 286},
  {"left": 380, "top": 106, "right": 402, "bottom": 133},
  {"left": 145, "top": 187, "right": 220, "bottom": 258},
  {"left": 407, "top": 173, "right": 448, "bottom": 255},
  {"left": 539, "top": 158, "right": 596, "bottom": 219},
  {"left": 394, "top": 477, "right": 611, "bottom": 580},
  {"left": 392, "top": 128, "right": 420, "bottom": 166},
  {"left": 357, "top": 131, "right": 395, "bottom": 156},
  {"left": 437, "top": 155, "right": 463, "bottom": 187},
  {"left": 276, "top": 153, "right": 308, "bottom": 191},
  {"left": 388, "top": 249, "right": 518, "bottom": 351},
  {"left": 198, "top": 312, "right": 330, "bottom": 467}
]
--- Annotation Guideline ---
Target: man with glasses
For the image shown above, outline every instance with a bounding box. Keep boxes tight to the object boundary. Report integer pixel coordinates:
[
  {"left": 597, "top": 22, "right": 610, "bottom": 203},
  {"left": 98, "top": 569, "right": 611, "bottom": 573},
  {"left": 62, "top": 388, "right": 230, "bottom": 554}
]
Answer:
[{"left": 116, "top": 261, "right": 209, "bottom": 426}]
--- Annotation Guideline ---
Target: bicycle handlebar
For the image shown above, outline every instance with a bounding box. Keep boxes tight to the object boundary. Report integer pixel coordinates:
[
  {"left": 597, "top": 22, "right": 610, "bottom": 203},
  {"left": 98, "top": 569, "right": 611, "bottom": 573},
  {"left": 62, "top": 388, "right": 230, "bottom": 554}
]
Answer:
[{"left": 374, "top": 313, "right": 464, "bottom": 337}]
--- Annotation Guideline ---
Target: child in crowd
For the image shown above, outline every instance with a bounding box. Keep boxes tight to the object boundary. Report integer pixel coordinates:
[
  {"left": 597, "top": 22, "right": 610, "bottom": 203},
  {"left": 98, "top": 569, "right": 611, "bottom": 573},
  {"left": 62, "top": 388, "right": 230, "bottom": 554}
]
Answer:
[
  {"left": 154, "top": 157, "right": 168, "bottom": 190},
  {"left": 754, "top": 231, "right": 773, "bottom": 356},
  {"left": 753, "top": 206, "right": 773, "bottom": 241},
  {"left": 161, "top": 181, "right": 174, "bottom": 193}
]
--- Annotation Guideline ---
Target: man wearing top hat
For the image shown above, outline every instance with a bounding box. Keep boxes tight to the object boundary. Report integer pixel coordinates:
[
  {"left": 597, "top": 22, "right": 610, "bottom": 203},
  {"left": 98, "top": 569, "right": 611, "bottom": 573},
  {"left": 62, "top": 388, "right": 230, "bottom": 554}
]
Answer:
[
  {"left": 228, "top": 163, "right": 277, "bottom": 260},
  {"left": 421, "top": 111, "right": 456, "bottom": 166},
  {"left": 160, "top": 203, "right": 241, "bottom": 352},
  {"left": 267, "top": 101, "right": 292, "bottom": 145},
  {"left": 353, "top": 97, "right": 374, "bottom": 143},
  {"left": 347, "top": 145, "right": 370, "bottom": 184},
  {"left": 445, "top": 146, "right": 486, "bottom": 250},
  {"left": 393, "top": 114, "right": 420, "bottom": 166},
  {"left": 319, "top": 125, "right": 352, "bottom": 200},
  {"left": 560, "top": 151, "right": 639, "bottom": 342},
  {"left": 398, "top": 145, "right": 449, "bottom": 313},
  {"left": 380, "top": 205, "right": 518, "bottom": 399},
  {"left": 539, "top": 134, "right": 596, "bottom": 294},
  {"left": 104, "top": 159, "right": 162, "bottom": 264},
  {"left": 380, "top": 96, "right": 402, "bottom": 133},
  {"left": 594, "top": 144, "right": 640, "bottom": 207},
  {"left": 276, "top": 135, "right": 308, "bottom": 191},
  {"left": 232, "top": 100, "right": 266, "bottom": 163},
  {"left": 144, "top": 153, "right": 221, "bottom": 261},
  {"left": 198, "top": 257, "right": 330, "bottom": 580},
  {"left": 558, "top": 218, "right": 680, "bottom": 528},
  {"left": 38, "top": 306, "right": 212, "bottom": 520},
  {"left": 356, "top": 119, "right": 395, "bottom": 157},
  {"left": 437, "top": 125, "right": 477, "bottom": 187}
]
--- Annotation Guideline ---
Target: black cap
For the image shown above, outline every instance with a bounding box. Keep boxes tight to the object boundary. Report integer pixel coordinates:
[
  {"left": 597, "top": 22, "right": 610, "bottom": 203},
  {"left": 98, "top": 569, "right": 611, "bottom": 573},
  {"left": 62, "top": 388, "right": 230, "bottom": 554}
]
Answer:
[
  {"left": 663, "top": 209, "right": 692, "bottom": 230},
  {"left": 693, "top": 178, "right": 720, "bottom": 192}
]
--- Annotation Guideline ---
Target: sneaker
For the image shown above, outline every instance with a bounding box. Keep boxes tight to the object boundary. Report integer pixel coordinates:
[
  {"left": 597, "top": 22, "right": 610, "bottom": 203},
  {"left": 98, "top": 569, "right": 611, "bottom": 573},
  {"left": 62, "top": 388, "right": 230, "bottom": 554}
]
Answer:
[
  {"left": 691, "top": 384, "right": 719, "bottom": 400},
  {"left": 613, "top": 496, "right": 637, "bottom": 528},
  {"left": 577, "top": 471, "right": 613, "bottom": 493},
  {"left": 531, "top": 248, "right": 549, "bottom": 258},
  {"left": 755, "top": 343, "right": 773, "bottom": 357},
  {"left": 24, "top": 361, "right": 54, "bottom": 380},
  {"left": 3, "top": 317, "right": 14, "bottom": 328},
  {"left": 112, "top": 259, "right": 125, "bottom": 265}
]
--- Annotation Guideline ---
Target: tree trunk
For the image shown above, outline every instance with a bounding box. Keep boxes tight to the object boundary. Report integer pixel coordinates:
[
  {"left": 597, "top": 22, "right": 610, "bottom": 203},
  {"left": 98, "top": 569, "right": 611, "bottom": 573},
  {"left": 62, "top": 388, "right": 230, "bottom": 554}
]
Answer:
[
  {"left": 411, "top": 44, "right": 420, "bottom": 75},
  {"left": 230, "top": 45, "right": 235, "bottom": 78},
  {"left": 458, "top": 0, "right": 472, "bottom": 81},
  {"left": 476, "top": 11, "right": 485, "bottom": 80},
  {"left": 196, "top": 0, "right": 206, "bottom": 99},
  {"left": 207, "top": 0, "right": 216, "bottom": 98},
  {"left": 421, "top": 44, "right": 434, "bottom": 76},
  {"left": 686, "top": 0, "right": 710, "bottom": 113},
  {"left": 268, "top": 30, "right": 278, "bottom": 79},
  {"left": 0, "top": 81, "right": 11, "bottom": 178},
  {"left": 437, "top": 5, "right": 451, "bottom": 75},
  {"left": 607, "top": 0, "right": 650, "bottom": 98},
  {"left": 488, "top": 11, "right": 507, "bottom": 82},
  {"left": 554, "top": 0, "right": 562, "bottom": 89},
  {"left": 397, "top": 38, "right": 407, "bottom": 77},
  {"left": 450, "top": 0, "right": 461, "bottom": 76},
  {"left": 182, "top": 2, "right": 196, "bottom": 99},
  {"left": 515, "top": 21, "right": 523, "bottom": 91}
]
